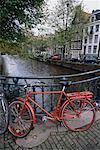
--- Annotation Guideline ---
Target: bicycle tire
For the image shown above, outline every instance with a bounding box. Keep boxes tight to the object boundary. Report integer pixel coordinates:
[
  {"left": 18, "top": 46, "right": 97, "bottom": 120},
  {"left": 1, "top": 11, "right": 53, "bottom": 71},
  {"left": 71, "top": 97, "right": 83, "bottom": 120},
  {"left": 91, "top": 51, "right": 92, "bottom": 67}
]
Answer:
[
  {"left": 0, "top": 94, "right": 9, "bottom": 134},
  {"left": 61, "top": 98, "right": 95, "bottom": 132},
  {"left": 9, "top": 100, "right": 33, "bottom": 138}
]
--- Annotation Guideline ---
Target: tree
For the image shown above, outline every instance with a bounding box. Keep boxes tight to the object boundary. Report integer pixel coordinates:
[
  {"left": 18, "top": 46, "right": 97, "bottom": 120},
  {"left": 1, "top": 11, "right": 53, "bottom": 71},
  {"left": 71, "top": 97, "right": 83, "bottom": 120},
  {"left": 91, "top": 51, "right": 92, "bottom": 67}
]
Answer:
[
  {"left": 63, "top": 4, "right": 90, "bottom": 58},
  {"left": 0, "top": 39, "right": 22, "bottom": 55},
  {"left": 71, "top": 5, "right": 90, "bottom": 38},
  {"left": 0, "top": 0, "right": 44, "bottom": 42},
  {"left": 42, "top": 1, "right": 90, "bottom": 58},
  {"left": 43, "top": 0, "right": 75, "bottom": 57},
  {"left": 46, "top": 0, "right": 75, "bottom": 31}
]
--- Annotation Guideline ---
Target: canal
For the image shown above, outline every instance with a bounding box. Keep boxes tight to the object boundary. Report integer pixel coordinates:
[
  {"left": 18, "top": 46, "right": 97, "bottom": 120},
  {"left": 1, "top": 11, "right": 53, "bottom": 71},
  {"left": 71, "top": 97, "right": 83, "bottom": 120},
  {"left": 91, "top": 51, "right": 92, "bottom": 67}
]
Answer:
[{"left": 2, "top": 55, "right": 78, "bottom": 77}]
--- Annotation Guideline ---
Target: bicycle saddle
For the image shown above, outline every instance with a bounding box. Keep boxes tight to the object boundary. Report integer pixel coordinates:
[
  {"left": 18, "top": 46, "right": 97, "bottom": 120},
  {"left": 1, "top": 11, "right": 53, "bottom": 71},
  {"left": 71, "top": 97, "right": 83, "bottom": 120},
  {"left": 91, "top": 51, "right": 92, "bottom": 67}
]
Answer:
[{"left": 60, "top": 77, "right": 71, "bottom": 86}]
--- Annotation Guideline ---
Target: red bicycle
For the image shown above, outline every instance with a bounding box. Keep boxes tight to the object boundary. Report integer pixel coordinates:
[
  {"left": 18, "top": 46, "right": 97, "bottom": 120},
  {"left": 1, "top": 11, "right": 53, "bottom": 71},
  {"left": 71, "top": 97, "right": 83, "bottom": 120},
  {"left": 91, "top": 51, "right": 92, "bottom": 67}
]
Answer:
[{"left": 8, "top": 78, "right": 96, "bottom": 137}]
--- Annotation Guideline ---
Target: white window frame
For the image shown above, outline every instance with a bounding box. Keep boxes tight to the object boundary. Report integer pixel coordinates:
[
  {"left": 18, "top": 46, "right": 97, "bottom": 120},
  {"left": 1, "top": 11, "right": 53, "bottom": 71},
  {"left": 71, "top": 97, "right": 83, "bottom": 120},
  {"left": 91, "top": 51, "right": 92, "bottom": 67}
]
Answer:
[
  {"left": 93, "top": 45, "right": 97, "bottom": 53},
  {"left": 94, "top": 35, "right": 98, "bottom": 43},
  {"left": 95, "top": 24, "right": 99, "bottom": 32},
  {"left": 88, "top": 46, "right": 92, "bottom": 53}
]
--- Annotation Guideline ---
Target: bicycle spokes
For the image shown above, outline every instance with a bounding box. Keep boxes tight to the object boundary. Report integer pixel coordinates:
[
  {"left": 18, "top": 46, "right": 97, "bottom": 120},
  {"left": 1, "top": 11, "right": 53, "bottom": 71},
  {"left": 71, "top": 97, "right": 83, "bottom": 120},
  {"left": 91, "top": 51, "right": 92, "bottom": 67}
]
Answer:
[
  {"left": 62, "top": 99, "right": 95, "bottom": 131},
  {"left": 9, "top": 101, "right": 33, "bottom": 137},
  {"left": 0, "top": 97, "right": 9, "bottom": 135}
]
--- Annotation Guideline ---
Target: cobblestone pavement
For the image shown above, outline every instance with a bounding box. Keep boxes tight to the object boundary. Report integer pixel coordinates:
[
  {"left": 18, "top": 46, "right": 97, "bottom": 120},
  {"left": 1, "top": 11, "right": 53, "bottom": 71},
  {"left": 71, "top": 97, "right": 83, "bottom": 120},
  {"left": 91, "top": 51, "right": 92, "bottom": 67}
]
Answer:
[{"left": 0, "top": 119, "right": 100, "bottom": 150}]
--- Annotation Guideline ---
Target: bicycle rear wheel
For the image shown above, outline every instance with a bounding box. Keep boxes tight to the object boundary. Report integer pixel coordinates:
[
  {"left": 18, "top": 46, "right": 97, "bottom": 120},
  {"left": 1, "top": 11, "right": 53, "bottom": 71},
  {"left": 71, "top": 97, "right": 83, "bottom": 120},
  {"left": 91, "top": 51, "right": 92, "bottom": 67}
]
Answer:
[
  {"left": 0, "top": 94, "right": 9, "bottom": 134},
  {"left": 62, "top": 99, "right": 95, "bottom": 131},
  {"left": 9, "top": 100, "right": 33, "bottom": 137}
]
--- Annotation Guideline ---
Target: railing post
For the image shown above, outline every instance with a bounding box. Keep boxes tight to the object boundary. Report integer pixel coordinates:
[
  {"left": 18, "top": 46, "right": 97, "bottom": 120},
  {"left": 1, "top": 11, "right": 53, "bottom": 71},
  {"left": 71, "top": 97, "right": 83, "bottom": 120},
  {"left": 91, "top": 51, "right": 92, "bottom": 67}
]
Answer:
[
  {"left": 50, "top": 85, "right": 53, "bottom": 111},
  {"left": 42, "top": 85, "right": 44, "bottom": 109},
  {"left": 32, "top": 86, "right": 36, "bottom": 113},
  {"left": 97, "top": 83, "right": 100, "bottom": 102}
]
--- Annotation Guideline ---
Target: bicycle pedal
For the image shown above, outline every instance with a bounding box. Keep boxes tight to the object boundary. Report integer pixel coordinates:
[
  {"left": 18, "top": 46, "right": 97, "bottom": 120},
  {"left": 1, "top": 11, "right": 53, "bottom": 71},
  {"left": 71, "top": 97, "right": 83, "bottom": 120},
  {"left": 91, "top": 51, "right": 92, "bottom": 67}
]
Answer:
[{"left": 42, "top": 116, "right": 48, "bottom": 122}]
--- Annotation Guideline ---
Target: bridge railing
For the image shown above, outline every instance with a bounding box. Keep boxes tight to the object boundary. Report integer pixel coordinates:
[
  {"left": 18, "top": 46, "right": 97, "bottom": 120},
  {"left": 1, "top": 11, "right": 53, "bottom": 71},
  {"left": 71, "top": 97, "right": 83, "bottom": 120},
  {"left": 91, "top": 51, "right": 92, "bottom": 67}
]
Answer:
[{"left": 0, "top": 69, "right": 100, "bottom": 113}]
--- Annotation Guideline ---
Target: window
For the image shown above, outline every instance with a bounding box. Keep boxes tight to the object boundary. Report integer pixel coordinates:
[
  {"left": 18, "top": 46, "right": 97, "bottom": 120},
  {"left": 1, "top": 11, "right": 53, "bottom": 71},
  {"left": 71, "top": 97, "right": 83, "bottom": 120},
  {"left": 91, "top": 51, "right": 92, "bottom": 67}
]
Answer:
[
  {"left": 93, "top": 46, "right": 97, "bottom": 53},
  {"left": 90, "top": 26, "right": 94, "bottom": 34},
  {"left": 94, "top": 35, "right": 98, "bottom": 43},
  {"left": 91, "top": 16, "right": 94, "bottom": 22},
  {"left": 85, "top": 27, "right": 88, "bottom": 34},
  {"left": 89, "top": 35, "right": 93, "bottom": 43},
  {"left": 95, "top": 13, "right": 100, "bottom": 21},
  {"left": 88, "top": 46, "right": 92, "bottom": 53},
  {"left": 78, "top": 40, "right": 82, "bottom": 49},
  {"left": 84, "top": 37, "right": 87, "bottom": 44},
  {"left": 75, "top": 43, "right": 77, "bottom": 49},
  {"left": 84, "top": 46, "right": 86, "bottom": 54},
  {"left": 95, "top": 24, "right": 99, "bottom": 32},
  {"left": 71, "top": 43, "right": 74, "bottom": 50}
]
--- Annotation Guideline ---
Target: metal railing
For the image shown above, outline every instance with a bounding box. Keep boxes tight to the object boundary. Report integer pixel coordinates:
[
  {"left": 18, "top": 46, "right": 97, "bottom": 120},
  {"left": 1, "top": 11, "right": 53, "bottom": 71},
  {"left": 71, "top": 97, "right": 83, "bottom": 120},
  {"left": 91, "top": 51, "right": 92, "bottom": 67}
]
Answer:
[{"left": 0, "top": 69, "right": 100, "bottom": 113}]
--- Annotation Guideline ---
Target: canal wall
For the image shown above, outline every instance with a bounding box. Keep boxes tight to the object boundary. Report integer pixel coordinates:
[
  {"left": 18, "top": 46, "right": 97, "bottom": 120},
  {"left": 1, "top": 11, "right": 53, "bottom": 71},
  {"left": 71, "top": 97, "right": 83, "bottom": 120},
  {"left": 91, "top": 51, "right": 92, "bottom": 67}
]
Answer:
[
  {"left": 48, "top": 60, "right": 100, "bottom": 72},
  {"left": 32, "top": 57, "right": 100, "bottom": 72}
]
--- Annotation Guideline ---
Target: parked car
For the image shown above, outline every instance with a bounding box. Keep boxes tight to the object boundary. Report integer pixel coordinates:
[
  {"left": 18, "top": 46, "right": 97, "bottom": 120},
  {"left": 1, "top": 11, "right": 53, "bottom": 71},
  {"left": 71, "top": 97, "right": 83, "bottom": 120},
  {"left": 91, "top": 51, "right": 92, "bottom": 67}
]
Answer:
[
  {"left": 83, "top": 55, "right": 97, "bottom": 63},
  {"left": 70, "top": 58, "right": 80, "bottom": 62},
  {"left": 51, "top": 54, "right": 61, "bottom": 60},
  {"left": 97, "top": 58, "right": 100, "bottom": 64}
]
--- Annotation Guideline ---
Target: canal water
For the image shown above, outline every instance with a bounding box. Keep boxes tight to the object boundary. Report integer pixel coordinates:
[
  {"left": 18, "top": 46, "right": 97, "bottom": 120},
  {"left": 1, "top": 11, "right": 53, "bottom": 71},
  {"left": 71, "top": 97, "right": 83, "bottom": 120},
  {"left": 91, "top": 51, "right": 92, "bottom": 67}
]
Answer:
[{"left": 2, "top": 55, "right": 77, "bottom": 77}]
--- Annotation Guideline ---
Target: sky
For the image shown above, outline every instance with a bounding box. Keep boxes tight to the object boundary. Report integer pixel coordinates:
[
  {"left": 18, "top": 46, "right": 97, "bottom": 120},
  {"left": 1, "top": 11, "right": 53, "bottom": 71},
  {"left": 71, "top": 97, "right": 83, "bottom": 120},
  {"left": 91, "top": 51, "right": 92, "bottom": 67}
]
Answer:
[
  {"left": 80, "top": 0, "right": 100, "bottom": 13},
  {"left": 32, "top": 0, "right": 100, "bottom": 35},
  {"left": 48, "top": 0, "right": 100, "bottom": 13}
]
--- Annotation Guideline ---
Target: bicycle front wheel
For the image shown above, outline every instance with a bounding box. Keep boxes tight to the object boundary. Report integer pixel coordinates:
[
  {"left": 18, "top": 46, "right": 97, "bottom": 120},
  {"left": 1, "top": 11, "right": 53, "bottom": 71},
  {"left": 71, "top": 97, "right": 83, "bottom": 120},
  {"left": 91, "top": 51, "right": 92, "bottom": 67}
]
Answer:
[
  {"left": 0, "top": 95, "right": 9, "bottom": 134},
  {"left": 9, "top": 100, "right": 33, "bottom": 137},
  {"left": 62, "top": 99, "right": 95, "bottom": 132}
]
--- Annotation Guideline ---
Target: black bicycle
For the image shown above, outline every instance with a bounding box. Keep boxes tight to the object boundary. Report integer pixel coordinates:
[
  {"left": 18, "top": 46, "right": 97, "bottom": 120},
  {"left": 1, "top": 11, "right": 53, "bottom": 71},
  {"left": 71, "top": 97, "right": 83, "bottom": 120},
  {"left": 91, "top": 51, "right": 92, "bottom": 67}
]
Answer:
[{"left": 0, "top": 77, "right": 9, "bottom": 134}]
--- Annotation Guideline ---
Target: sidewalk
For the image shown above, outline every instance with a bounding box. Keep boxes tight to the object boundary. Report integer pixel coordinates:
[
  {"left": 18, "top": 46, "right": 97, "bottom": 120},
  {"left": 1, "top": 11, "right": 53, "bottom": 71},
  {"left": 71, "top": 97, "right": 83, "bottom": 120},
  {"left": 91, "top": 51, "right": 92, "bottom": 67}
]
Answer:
[{"left": 0, "top": 111, "right": 100, "bottom": 150}]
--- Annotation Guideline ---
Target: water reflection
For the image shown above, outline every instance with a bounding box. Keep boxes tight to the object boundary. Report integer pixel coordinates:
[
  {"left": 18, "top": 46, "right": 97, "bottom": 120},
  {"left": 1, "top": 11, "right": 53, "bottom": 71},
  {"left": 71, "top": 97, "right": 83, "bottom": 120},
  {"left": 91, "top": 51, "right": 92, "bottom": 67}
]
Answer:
[
  {"left": 2, "top": 54, "right": 79, "bottom": 84},
  {"left": 31, "top": 59, "right": 77, "bottom": 76}
]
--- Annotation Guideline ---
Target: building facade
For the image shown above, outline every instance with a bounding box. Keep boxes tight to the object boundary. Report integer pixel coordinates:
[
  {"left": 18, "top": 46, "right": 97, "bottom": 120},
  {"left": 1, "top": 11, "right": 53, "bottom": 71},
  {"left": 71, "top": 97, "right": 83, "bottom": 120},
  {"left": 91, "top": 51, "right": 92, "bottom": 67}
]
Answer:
[
  {"left": 82, "top": 10, "right": 100, "bottom": 59},
  {"left": 64, "top": 38, "right": 82, "bottom": 60},
  {"left": 70, "top": 36, "right": 82, "bottom": 60}
]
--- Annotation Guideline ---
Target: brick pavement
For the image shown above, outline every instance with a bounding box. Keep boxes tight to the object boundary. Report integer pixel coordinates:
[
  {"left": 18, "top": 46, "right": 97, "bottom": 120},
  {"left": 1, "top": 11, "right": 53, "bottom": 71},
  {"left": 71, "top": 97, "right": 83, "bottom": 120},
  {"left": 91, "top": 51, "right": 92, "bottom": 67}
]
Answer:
[{"left": 0, "top": 119, "right": 100, "bottom": 150}]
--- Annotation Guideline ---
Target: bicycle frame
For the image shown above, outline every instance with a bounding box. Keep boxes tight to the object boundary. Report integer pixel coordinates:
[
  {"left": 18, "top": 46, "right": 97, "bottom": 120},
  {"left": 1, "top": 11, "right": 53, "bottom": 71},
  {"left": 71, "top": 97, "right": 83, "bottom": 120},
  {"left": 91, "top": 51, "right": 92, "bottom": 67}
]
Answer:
[
  {"left": 18, "top": 89, "right": 69, "bottom": 122},
  {"left": 17, "top": 86, "right": 93, "bottom": 124}
]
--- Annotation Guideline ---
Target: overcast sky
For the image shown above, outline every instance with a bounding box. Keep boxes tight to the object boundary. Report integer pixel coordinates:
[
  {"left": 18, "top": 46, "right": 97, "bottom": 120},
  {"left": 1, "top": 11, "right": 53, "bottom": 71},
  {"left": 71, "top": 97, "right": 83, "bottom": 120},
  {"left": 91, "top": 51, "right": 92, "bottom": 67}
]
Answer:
[
  {"left": 81, "top": 0, "right": 100, "bottom": 13},
  {"left": 33, "top": 0, "right": 100, "bottom": 35},
  {"left": 48, "top": 0, "right": 100, "bottom": 13}
]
